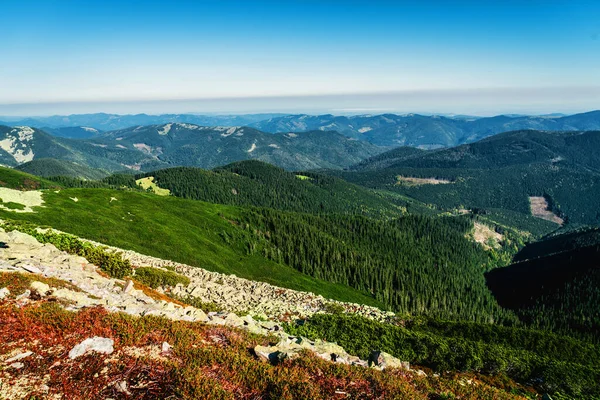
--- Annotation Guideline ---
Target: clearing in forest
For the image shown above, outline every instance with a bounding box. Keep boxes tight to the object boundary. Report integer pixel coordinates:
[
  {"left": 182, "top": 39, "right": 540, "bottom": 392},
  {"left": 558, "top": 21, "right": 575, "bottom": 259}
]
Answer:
[
  {"left": 135, "top": 177, "right": 171, "bottom": 196},
  {"left": 0, "top": 187, "right": 44, "bottom": 213},
  {"left": 529, "top": 196, "right": 564, "bottom": 225},
  {"left": 471, "top": 222, "right": 503, "bottom": 249},
  {"left": 396, "top": 175, "right": 452, "bottom": 186}
]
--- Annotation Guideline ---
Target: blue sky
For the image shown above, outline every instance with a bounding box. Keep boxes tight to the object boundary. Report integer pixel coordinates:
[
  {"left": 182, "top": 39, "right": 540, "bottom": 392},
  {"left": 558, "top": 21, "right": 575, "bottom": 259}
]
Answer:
[{"left": 1, "top": 0, "right": 599, "bottom": 115}]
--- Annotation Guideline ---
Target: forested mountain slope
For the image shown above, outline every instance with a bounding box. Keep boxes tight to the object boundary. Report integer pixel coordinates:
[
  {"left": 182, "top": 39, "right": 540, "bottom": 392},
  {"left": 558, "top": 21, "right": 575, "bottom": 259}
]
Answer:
[
  {"left": 16, "top": 158, "right": 108, "bottom": 180},
  {"left": 0, "top": 125, "right": 146, "bottom": 172},
  {"left": 486, "top": 227, "right": 600, "bottom": 340},
  {"left": 92, "top": 123, "right": 384, "bottom": 171},
  {"left": 139, "top": 160, "right": 406, "bottom": 217},
  {"left": 328, "top": 130, "right": 600, "bottom": 226}
]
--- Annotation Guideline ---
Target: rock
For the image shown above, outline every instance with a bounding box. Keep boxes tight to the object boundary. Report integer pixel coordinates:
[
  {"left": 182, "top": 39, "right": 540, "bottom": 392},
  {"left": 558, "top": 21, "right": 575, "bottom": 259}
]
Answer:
[
  {"left": 5, "top": 351, "right": 33, "bottom": 363},
  {"left": 224, "top": 313, "right": 245, "bottom": 327},
  {"left": 16, "top": 290, "right": 31, "bottom": 300},
  {"left": 123, "top": 280, "right": 135, "bottom": 294},
  {"left": 254, "top": 345, "right": 283, "bottom": 364},
  {"left": 114, "top": 381, "right": 132, "bottom": 396},
  {"left": 30, "top": 281, "right": 51, "bottom": 295},
  {"left": 7, "top": 231, "right": 39, "bottom": 246},
  {"left": 69, "top": 337, "right": 114, "bottom": 359},
  {"left": 9, "top": 362, "right": 25, "bottom": 369},
  {"left": 53, "top": 288, "right": 99, "bottom": 307},
  {"left": 0, "top": 287, "right": 9, "bottom": 300},
  {"left": 20, "top": 264, "right": 42, "bottom": 274},
  {"left": 162, "top": 342, "right": 172, "bottom": 353},
  {"left": 368, "top": 351, "right": 409, "bottom": 370}
]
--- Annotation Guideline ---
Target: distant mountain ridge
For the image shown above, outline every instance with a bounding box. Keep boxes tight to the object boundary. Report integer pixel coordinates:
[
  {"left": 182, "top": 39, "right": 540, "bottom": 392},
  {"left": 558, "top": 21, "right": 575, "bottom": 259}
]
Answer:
[
  {"left": 0, "top": 123, "right": 385, "bottom": 173},
  {"left": 0, "top": 113, "right": 287, "bottom": 131},
  {"left": 250, "top": 110, "right": 600, "bottom": 147},
  {"left": 2, "top": 110, "right": 599, "bottom": 149}
]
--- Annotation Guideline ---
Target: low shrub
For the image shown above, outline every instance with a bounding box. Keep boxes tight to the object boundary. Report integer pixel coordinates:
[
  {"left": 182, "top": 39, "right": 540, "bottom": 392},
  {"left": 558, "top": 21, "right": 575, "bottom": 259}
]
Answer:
[{"left": 134, "top": 267, "right": 190, "bottom": 289}]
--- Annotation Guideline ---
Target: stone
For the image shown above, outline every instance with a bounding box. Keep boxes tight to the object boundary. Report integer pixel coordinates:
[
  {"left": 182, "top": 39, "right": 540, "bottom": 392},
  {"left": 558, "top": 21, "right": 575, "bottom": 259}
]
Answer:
[
  {"left": 7, "top": 231, "right": 39, "bottom": 246},
  {"left": 30, "top": 281, "right": 51, "bottom": 295},
  {"left": 20, "top": 264, "right": 42, "bottom": 274},
  {"left": 69, "top": 337, "right": 114, "bottom": 359},
  {"left": 224, "top": 313, "right": 244, "bottom": 327},
  {"left": 114, "top": 381, "right": 132, "bottom": 396},
  {"left": 368, "top": 351, "right": 408, "bottom": 370},
  {"left": 254, "top": 345, "right": 277, "bottom": 363},
  {"left": 162, "top": 342, "right": 172, "bottom": 353},
  {"left": 9, "top": 362, "right": 25, "bottom": 369},
  {"left": 0, "top": 287, "right": 9, "bottom": 300},
  {"left": 5, "top": 351, "right": 33, "bottom": 363},
  {"left": 16, "top": 290, "right": 31, "bottom": 300},
  {"left": 123, "top": 280, "right": 135, "bottom": 294}
]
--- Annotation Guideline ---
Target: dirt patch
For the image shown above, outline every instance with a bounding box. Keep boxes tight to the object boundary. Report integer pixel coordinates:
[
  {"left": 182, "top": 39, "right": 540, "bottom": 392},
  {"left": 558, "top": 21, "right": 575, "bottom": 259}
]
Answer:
[
  {"left": 396, "top": 176, "right": 452, "bottom": 186},
  {"left": 529, "top": 197, "right": 563, "bottom": 225},
  {"left": 471, "top": 222, "right": 503, "bottom": 250}
]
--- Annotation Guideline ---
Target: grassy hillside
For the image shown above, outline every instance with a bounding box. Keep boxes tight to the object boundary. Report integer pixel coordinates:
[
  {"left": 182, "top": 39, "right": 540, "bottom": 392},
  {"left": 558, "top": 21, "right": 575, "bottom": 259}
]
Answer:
[{"left": 0, "top": 187, "right": 383, "bottom": 308}]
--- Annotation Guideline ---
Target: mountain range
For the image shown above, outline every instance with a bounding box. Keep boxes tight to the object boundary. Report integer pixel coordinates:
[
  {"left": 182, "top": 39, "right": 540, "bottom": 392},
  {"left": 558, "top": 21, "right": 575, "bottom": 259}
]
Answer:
[
  {"left": 250, "top": 110, "right": 600, "bottom": 147},
  {"left": 0, "top": 123, "right": 384, "bottom": 173},
  {"left": 2, "top": 110, "right": 600, "bottom": 148},
  {"left": 0, "top": 113, "right": 286, "bottom": 132}
]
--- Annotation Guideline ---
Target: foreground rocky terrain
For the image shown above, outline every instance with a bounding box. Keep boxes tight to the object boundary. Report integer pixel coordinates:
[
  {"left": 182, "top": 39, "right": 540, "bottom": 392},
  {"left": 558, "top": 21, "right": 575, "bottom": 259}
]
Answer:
[
  {"left": 0, "top": 227, "right": 425, "bottom": 399},
  {"left": 0, "top": 227, "right": 535, "bottom": 399}
]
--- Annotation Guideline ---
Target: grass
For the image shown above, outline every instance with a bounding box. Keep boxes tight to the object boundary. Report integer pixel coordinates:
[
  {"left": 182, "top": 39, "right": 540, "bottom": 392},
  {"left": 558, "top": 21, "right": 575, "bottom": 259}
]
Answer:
[{"left": 0, "top": 187, "right": 384, "bottom": 309}]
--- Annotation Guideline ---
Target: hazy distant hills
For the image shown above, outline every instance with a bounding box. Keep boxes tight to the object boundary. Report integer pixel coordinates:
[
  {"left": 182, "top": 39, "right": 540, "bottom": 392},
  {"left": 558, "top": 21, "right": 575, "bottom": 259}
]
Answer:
[
  {"left": 91, "top": 123, "right": 383, "bottom": 171},
  {"left": 2, "top": 110, "right": 599, "bottom": 149},
  {"left": 0, "top": 113, "right": 286, "bottom": 132},
  {"left": 250, "top": 110, "right": 600, "bottom": 147},
  {"left": 41, "top": 126, "right": 103, "bottom": 139},
  {"left": 0, "top": 123, "right": 384, "bottom": 172}
]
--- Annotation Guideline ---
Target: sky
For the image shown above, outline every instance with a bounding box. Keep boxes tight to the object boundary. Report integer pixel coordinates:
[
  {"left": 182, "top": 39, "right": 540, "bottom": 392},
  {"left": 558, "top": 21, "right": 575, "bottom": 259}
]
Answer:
[{"left": 0, "top": 0, "right": 599, "bottom": 116}]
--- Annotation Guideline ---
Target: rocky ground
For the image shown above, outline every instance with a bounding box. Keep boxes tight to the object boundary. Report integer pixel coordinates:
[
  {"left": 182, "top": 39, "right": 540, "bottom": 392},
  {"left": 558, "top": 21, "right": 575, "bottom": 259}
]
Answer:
[
  {"left": 61, "top": 229, "right": 396, "bottom": 322},
  {"left": 0, "top": 228, "right": 416, "bottom": 399}
]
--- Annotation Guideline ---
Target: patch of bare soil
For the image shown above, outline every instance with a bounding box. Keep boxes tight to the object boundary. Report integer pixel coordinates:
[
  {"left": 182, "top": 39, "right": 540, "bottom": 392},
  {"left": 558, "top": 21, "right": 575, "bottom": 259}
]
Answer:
[
  {"left": 472, "top": 222, "right": 503, "bottom": 250},
  {"left": 529, "top": 197, "right": 564, "bottom": 225},
  {"left": 396, "top": 176, "right": 452, "bottom": 186}
]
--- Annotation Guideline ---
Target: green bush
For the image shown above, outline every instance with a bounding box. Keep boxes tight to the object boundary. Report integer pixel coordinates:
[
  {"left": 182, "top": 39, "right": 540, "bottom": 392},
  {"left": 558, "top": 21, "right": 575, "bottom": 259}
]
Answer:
[
  {"left": 284, "top": 313, "right": 600, "bottom": 398},
  {"left": 174, "top": 295, "right": 223, "bottom": 313},
  {"left": 134, "top": 266, "right": 190, "bottom": 289}
]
